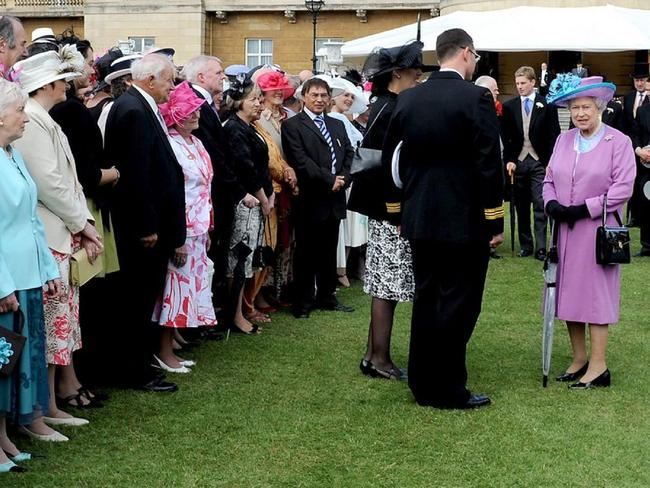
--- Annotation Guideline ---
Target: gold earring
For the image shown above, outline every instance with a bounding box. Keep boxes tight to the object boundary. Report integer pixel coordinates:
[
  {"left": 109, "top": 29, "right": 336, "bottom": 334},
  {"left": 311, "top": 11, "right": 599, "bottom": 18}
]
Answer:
[{"left": 0, "top": 121, "right": 4, "bottom": 126}]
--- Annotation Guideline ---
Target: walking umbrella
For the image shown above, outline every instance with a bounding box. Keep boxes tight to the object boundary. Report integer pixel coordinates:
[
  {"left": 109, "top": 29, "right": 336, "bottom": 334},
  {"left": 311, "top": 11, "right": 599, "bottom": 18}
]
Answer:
[
  {"left": 541, "top": 223, "right": 559, "bottom": 387},
  {"left": 508, "top": 169, "right": 516, "bottom": 256}
]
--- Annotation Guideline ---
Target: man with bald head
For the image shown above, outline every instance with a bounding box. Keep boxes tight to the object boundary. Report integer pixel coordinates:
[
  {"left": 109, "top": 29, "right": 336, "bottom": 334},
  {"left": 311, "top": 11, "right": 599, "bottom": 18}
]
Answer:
[{"left": 105, "top": 54, "right": 186, "bottom": 393}]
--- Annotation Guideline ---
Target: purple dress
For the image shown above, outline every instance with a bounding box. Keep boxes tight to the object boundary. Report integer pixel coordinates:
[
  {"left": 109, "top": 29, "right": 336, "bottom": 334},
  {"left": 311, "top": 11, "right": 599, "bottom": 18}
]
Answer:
[{"left": 543, "top": 125, "right": 636, "bottom": 324}]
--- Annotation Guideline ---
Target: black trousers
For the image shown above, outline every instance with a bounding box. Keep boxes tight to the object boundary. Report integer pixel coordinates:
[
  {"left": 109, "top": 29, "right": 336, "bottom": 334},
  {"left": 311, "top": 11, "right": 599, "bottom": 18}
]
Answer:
[
  {"left": 208, "top": 195, "right": 234, "bottom": 311},
  {"left": 408, "top": 239, "right": 490, "bottom": 407},
  {"left": 638, "top": 167, "right": 650, "bottom": 249},
  {"left": 112, "top": 243, "right": 169, "bottom": 387},
  {"left": 515, "top": 155, "right": 547, "bottom": 253},
  {"left": 292, "top": 213, "right": 340, "bottom": 311}
]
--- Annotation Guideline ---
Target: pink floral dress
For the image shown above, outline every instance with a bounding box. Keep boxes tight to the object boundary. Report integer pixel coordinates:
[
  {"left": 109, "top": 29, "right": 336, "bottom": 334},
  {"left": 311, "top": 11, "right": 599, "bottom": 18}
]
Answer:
[{"left": 152, "top": 131, "right": 217, "bottom": 328}]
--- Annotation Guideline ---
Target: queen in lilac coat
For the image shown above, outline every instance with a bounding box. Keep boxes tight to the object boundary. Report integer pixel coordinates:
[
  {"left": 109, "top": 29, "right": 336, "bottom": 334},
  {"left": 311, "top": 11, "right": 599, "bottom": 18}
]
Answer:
[{"left": 543, "top": 75, "right": 636, "bottom": 389}]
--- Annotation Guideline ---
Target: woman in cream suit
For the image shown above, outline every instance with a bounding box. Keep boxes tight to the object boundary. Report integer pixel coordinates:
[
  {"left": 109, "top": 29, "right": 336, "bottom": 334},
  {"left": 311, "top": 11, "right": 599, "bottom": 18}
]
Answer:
[{"left": 13, "top": 46, "right": 103, "bottom": 438}]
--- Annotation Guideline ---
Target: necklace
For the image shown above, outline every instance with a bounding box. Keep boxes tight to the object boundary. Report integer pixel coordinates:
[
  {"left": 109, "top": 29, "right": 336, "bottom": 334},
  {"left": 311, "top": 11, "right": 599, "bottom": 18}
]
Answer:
[{"left": 178, "top": 137, "right": 196, "bottom": 161}]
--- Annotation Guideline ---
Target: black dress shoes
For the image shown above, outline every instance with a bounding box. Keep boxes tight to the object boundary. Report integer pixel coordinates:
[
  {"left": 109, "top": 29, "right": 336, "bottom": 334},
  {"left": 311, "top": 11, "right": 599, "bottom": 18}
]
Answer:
[
  {"left": 292, "top": 308, "right": 310, "bottom": 319},
  {"left": 518, "top": 249, "right": 532, "bottom": 258},
  {"left": 141, "top": 376, "right": 178, "bottom": 393},
  {"left": 318, "top": 302, "right": 355, "bottom": 313},
  {"left": 635, "top": 248, "right": 650, "bottom": 257},
  {"left": 569, "top": 369, "right": 611, "bottom": 389},
  {"left": 456, "top": 394, "right": 491, "bottom": 409},
  {"left": 367, "top": 362, "right": 408, "bottom": 381},
  {"left": 556, "top": 362, "right": 589, "bottom": 382},
  {"left": 489, "top": 249, "right": 502, "bottom": 260},
  {"left": 535, "top": 249, "right": 547, "bottom": 261}
]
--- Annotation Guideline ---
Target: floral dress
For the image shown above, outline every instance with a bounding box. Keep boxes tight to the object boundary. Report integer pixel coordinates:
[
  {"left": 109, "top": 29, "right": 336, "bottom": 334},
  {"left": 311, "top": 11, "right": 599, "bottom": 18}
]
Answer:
[{"left": 152, "top": 131, "right": 217, "bottom": 328}]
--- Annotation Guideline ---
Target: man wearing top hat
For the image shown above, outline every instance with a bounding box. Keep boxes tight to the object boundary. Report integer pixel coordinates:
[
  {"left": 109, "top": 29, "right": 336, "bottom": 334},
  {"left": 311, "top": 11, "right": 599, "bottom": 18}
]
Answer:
[
  {"left": 382, "top": 28, "right": 504, "bottom": 409},
  {"left": 623, "top": 62, "right": 650, "bottom": 226}
]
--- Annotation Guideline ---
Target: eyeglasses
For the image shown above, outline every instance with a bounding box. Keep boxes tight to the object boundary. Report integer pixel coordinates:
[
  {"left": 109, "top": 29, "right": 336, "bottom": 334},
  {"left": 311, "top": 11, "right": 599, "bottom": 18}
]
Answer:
[{"left": 462, "top": 46, "right": 481, "bottom": 63}]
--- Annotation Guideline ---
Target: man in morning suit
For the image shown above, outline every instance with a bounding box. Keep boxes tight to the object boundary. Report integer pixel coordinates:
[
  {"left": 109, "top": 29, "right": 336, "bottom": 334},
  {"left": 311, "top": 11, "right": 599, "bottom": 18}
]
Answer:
[
  {"left": 181, "top": 55, "right": 244, "bottom": 315},
  {"left": 382, "top": 29, "right": 504, "bottom": 409},
  {"left": 502, "top": 66, "right": 560, "bottom": 261},
  {"left": 623, "top": 63, "right": 650, "bottom": 226},
  {"left": 281, "top": 77, "right": 354, "bottom": 319},
  {"left": 631, "top": 102, "right": 650, "bottom": 256},
  {"left": 105, "top": 54, "right": 185, "bottom": 392}
]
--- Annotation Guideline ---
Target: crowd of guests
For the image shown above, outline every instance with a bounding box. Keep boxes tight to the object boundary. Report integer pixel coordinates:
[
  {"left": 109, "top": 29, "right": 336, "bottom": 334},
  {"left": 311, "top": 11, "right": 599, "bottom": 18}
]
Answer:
[{"left": 0, "top": 14, "right": 642, "bottom": 475}]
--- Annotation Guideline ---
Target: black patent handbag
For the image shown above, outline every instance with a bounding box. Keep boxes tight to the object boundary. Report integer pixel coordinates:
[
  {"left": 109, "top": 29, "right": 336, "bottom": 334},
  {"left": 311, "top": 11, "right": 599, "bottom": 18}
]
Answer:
[
  {"left": 595, "top": 194, "right": 630, "bottom": 265},
  {"left": 350, "top": 103, "right": 388, "bottom": 176},
  {"left": 0, "top": 309, "right": 26, "bottom": 379}
]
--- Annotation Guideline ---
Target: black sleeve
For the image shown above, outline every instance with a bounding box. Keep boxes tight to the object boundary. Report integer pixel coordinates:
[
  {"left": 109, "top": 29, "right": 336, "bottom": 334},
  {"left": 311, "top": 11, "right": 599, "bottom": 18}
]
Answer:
[
  {"left": 380, "top": 102, "right": 406, "bottom": 226},
  {"left": 50, "top": 100, "right": 103, "bottom": 197},
  {"left": 546, "top": 104, "right": 561, "bottom": 161},
  {"left": 472, "top": 89, "right": 505, "bottom": 236},
  {"left": 632, "top": 109, "right": 646, "bottom": 150},
  {"left": 500, "top": 102, "right": 516, "bottom": 164},
  {"left": 224, "top": 121, "right": 268, "bottom": 199}
]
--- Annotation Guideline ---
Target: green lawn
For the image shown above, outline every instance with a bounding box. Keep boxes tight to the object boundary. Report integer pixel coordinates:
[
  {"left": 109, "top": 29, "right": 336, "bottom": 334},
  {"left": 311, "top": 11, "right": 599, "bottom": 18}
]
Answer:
[{"left": 7, "top": 221, "right": 650, "bottom": 488}]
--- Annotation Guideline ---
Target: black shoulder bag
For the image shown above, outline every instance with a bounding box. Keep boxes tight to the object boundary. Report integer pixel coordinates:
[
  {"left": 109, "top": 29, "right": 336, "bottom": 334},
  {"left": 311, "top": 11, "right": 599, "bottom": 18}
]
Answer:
[
  {"left": 596, "top": 194, "right": 631, "bottom": 265},
  {"left": 0, "top": 309, "right": 26, "bottom": 379},
  {"left": 350, "top": 103, "right": 388, "bottom": 176}
]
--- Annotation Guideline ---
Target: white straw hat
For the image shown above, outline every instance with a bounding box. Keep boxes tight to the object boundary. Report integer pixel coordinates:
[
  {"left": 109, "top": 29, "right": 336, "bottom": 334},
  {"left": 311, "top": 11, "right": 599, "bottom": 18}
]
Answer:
[
  {"left": 31, "top": 27, "right": 56, "bottom": 43},
  {"left": 328, "top": 77, "right": 369, "bottom": 115},
  {"left": 15, "top": 45, "right": 83, "bottom": 94}
]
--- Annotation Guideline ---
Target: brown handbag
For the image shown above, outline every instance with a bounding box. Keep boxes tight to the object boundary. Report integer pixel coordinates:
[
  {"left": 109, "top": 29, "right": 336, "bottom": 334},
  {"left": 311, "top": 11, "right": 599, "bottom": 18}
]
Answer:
[{"left": 0, "top": 309, "right": 26, "bottom": 379}]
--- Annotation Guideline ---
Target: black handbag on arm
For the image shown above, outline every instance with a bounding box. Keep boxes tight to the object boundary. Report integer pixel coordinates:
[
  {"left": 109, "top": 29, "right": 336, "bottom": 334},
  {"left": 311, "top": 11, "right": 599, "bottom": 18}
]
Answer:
[
  {"left": 0, "top": 309, "right": 26, "bottom": 379},
  {"left": 596, "top": 194, "right": 631, "bottom": 265},
  {"left": 350, "top": 103, "right": 388, "bottom": 176}
]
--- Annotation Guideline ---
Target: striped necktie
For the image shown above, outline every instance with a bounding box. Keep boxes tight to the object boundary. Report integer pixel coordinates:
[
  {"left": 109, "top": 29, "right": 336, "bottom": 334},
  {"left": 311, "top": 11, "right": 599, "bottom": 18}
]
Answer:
[{"left": 314, "top": 115, "right": 337, "bottom": 174}]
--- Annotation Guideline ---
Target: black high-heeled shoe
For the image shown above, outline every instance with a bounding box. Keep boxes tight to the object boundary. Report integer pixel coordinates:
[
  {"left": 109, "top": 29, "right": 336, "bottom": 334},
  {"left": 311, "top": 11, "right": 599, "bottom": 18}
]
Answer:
[
  {"left": 556, "top": 362, "right": 589, "bottom": 382},
  {"left": 569, "top": 369, "right": 611, "bottom": 389},
  {"left": 359, "top": 359, "right": 373, "bottom": 376},
  {"left": 229, "top": 323, "right": 260, "bottom": 335},
  {"left": 368, "top": 362, "right": 408, "bottom": 381}
]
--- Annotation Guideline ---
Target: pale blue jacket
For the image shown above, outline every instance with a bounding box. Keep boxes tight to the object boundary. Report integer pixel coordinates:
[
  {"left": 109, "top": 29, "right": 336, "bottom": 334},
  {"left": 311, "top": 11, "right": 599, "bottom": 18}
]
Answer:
[{"left": 0, "top": 146, "right": 60, "bottom": 299}]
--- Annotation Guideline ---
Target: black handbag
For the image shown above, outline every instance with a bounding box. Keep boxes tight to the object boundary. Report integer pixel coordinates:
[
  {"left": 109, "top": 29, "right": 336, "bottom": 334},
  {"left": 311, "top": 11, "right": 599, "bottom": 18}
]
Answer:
[
  {"left": 350, "top": 103, "right": 388, "bottom": 176},
  {"left": 0, "top": 309, "right": 26, "bottom": 379},
  {"left": 596, "top": 194, "right": 631, "bottom": 265},
  {"left": 252, "top": 216, "right": 275, "bottom": 268}
]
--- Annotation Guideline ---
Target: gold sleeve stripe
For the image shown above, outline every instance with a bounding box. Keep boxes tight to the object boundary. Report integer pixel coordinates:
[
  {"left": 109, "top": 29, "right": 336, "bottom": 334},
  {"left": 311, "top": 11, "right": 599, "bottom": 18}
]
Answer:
[
  {"left": 386, "top": 202, "right": 401, "bottom": 213},
  {"left": 484, "top": 205, "right": 505, "bottom": 220}
]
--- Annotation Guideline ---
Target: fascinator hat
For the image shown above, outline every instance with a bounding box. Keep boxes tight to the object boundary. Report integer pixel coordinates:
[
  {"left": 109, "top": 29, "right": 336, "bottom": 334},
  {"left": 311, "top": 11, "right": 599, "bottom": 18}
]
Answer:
[
  {"left": 227, "top": 72, "right": 256, "bottom": 101},
  {"left": 547, "top": 74, "right": 616, "bottom": 108},
  {"left": 159, "top": 81, "right": 206, "bottom": 128},
  {"left": 15, "top": 44, "right": 83, "bottom": 94},
  {"left": 257, "top": 71, "right": 295, "bottom": 100}
]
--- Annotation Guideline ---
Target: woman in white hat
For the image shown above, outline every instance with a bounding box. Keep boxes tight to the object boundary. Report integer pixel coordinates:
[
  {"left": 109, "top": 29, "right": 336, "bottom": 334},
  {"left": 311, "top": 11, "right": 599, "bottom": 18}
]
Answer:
[{"left": 13, "top": 46, "right": 103, "bottom": 438}]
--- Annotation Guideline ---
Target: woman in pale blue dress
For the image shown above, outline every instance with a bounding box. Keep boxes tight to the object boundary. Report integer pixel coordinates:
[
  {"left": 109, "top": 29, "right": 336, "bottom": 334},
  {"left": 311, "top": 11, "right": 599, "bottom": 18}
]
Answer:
[{"left": 0, "top": 79, "right": 63, "bottom": 473}]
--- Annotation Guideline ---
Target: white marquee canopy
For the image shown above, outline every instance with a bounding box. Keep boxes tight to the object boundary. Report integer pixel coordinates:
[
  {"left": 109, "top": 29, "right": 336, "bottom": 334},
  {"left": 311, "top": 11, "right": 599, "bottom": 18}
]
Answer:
[{"left": 341, "top": 4, "right": 650, "bottom": 58}]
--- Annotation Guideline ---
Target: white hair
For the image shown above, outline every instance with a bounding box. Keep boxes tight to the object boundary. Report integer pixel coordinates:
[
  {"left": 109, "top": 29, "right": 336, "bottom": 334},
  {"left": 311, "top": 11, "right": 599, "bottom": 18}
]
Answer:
[
  {"left": 475, "top": 75, "right": 497, "bottom": 89},
  {"left": 0, "top": 78, "right": 27, "bottom": 118},
  {"left": 180, "top": 55, "right": 222, "bottom": 84},
  {"left": 131, "top": 53, "right": 175, "bottom": 81}
]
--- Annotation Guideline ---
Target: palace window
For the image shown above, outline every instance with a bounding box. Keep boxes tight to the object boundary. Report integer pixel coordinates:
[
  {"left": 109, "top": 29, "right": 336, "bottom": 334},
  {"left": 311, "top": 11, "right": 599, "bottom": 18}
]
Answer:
[{"left": 246, "top": 39, "right": 273, "bottom": 68}]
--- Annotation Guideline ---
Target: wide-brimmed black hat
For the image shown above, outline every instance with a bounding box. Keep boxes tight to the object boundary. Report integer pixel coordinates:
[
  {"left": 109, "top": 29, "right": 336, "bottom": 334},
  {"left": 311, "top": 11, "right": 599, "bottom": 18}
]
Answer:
[
  {"left": 93, "top": 48, "right": 123, "bottom": 92},
  {"left": 362, "top": 40, "right": 437, "bottom": 80},
  {"left": 342, "top": 69, "right": 363, "bottom": 86},
  {"left": 630, "top": 62, "right": 650, "bottom": 79}
]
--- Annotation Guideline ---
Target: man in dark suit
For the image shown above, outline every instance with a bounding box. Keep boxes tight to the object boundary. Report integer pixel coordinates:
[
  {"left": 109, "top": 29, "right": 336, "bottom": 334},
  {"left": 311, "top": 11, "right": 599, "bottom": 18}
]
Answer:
[
  {"left": 539, "top": 62, "right": 549, "bottom": 96},
  {"left": 623, "top": 63, "right": 650, "bottom": 225},
  {"left": 181, "top": 55, "right": 244, "bottom": 316},
  {"left": 571, "top": 63, "right": 588, "bottom": 78},
  {"left": 502, "top": 65, "right": 560, "bottom": 261},
  {"left": 383, "top": 29, "right": 504, "bottom": 409},
  {"left": 281, "top": 77, "right": 354, "bottom": 318},
  {"left": 631, "top": 102, "right": 650, "bottom": 256},
  {"left": 105, "top": 54, "right": 186, "bottom": 392}
]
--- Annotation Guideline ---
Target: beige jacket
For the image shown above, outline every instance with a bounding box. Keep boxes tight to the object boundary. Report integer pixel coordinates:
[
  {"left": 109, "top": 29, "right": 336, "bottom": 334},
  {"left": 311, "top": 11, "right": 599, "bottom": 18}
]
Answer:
[{"left": 14, "top": 98, "right": 92, "bottom": 254}]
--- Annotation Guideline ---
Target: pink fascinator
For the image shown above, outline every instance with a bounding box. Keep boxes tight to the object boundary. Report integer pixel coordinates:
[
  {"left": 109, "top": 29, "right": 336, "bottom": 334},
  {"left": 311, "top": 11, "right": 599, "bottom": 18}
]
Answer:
[
  {"left": 159, "top": 81, "right": 206, "bottom": 128},
  {"left": 257, "top": 71, "right": 295, "bottom": 101}
]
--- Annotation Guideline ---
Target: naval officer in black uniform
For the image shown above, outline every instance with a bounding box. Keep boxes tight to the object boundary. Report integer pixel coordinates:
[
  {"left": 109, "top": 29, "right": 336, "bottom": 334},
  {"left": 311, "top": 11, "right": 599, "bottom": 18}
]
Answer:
[{"left": 383, "top": 28, "right": 504, "bottom": 409}]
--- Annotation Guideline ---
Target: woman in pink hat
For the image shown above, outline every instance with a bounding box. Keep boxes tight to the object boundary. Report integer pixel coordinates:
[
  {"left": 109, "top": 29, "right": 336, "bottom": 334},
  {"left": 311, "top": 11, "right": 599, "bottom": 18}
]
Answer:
[
  {"left": 544, "top": 75, "right": 636, "bottom": 389},
  {"left": 152, "top": 81, "right": 217, "bottom": 373}
]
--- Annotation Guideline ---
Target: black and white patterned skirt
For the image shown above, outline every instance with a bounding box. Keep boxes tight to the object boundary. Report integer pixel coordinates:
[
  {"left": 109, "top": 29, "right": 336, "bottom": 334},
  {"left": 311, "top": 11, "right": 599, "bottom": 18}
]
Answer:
[{"left": 363, "top": 219, "right": 414, "bottom": 302}]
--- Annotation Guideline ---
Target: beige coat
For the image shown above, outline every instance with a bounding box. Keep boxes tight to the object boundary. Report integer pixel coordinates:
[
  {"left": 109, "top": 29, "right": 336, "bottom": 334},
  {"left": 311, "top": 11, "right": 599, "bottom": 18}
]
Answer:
[{"left": 14, "top": 98, "right": 92, "bottom": 255}]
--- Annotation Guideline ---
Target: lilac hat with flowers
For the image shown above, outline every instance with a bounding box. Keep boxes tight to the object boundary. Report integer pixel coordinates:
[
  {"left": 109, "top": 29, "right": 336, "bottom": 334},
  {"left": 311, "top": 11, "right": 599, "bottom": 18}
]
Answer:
[
  {"left": 159, "top": 81, "right": 205, "bottom": 128},
  {"left": 547, "top": 74, "right": 616, "bottom": 107}
]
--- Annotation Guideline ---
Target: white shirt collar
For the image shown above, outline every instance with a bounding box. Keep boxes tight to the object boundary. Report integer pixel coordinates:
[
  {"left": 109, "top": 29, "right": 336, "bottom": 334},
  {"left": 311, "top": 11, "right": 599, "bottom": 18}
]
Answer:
[
  {"left": 303, "top": 107, "right": 323, "bottom": 121},
  {"left": 439, "top": 67, "right": 464, "bottom": 79},
  {"left": 191, "top": 83, "right": 213, "bottom": 105},
  {"left": 520, "top": 93, "right": 536, "bottom": 103}
]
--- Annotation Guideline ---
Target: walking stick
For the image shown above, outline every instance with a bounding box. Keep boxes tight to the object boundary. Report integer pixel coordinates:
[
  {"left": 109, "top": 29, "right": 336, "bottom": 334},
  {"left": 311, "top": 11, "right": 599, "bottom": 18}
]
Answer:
[{"left": 509, "top": 169, "right": 516, "bottom": 257}]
